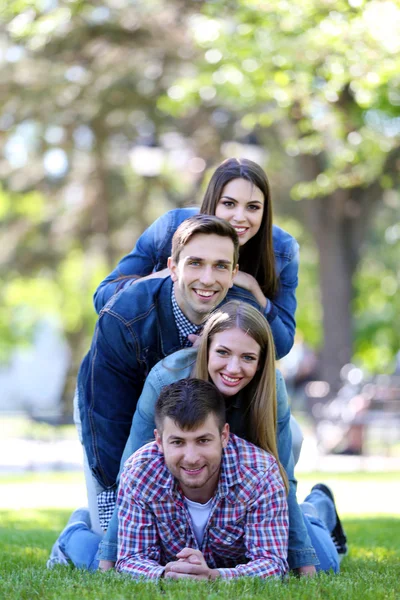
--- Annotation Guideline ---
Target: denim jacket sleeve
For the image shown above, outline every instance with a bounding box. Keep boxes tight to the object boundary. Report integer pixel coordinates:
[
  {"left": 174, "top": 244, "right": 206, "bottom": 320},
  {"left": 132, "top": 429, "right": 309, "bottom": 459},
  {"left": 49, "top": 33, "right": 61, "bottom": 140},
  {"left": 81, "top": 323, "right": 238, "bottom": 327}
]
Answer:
[
  {"left": 78, "top": 310, "right": 146, "bottom": 490},
  {"left": 93, "top": 208, "right": 198, "bottom": 313},
  {"left": 97, "top": 373, "right": 162, "bottom": 562},
  {"left": 265, "top": 236, "right": 299, "bottom": 359},
  {"left": 276, "top": 370, "right": 319, "bottom": 569}
]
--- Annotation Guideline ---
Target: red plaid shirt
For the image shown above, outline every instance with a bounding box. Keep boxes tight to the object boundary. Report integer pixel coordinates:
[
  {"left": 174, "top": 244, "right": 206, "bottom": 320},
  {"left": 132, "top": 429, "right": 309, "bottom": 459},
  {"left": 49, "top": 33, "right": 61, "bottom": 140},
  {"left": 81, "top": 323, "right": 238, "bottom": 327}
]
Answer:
[{"left": 116, "top": 434, "right": 289, "bottom": 580}]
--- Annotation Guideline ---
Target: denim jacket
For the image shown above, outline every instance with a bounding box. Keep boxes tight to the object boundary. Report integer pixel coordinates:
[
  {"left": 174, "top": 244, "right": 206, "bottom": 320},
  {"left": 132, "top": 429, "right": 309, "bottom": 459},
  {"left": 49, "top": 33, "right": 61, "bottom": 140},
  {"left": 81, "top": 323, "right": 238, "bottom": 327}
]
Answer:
[
  {"left": 93, "top": 207, "right": 299, "bottom": 359},
  {"left": 78, "top": 276, "right": 263, "bottom": 492},
  {"left": 98, "top": 348, "right": 318, "bottom": 570}
]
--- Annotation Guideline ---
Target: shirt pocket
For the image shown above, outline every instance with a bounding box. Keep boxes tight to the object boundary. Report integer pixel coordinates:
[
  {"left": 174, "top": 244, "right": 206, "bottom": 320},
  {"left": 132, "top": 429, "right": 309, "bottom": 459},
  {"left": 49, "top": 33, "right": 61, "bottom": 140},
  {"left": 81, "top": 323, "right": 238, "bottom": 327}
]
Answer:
[{"left": 208, "top": 524, "right": 245, "bottom": 560}]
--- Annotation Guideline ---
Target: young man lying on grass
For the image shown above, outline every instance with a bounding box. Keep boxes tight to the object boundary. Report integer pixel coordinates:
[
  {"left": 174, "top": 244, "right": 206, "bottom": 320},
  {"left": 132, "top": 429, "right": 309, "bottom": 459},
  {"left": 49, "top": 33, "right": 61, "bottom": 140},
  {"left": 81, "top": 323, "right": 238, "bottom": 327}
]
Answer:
[{"left": 50, "top": 378, "right": 347, "bottom": 579}]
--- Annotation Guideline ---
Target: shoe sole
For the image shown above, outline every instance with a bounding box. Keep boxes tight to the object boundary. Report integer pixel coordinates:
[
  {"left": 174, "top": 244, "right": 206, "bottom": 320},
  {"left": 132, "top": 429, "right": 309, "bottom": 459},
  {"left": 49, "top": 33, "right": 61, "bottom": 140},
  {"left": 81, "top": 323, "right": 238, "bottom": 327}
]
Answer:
[{"left": 311, "top": 483, "right": 348, "bottom": 555}]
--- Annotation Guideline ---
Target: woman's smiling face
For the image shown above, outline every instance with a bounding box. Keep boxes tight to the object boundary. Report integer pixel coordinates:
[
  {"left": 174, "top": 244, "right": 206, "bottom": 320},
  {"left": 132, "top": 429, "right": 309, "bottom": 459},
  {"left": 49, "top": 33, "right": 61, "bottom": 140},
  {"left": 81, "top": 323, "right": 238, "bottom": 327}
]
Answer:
[
  {"left": 215, "top": 178, "right": 264, "bottom": 246},
  {"left": 207, "top": 327, "right": 261, "bottom": 397}
]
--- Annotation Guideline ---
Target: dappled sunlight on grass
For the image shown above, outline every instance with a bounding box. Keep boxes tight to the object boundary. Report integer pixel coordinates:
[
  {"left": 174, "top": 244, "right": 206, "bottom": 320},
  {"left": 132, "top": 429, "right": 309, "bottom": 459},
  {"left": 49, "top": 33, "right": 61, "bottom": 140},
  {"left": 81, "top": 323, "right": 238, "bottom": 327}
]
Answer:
[
  {"left": 345, "top": 518, "right": 400, "bottom": 550},
  {"left": 0, "top": 509, "right": 70, "bottom": 530},
  {"left": 3, "top": 543, "right": 48, "bottom": 562},
  {"left": 351, "top": 545, "right": 398, "bottom": 561}
]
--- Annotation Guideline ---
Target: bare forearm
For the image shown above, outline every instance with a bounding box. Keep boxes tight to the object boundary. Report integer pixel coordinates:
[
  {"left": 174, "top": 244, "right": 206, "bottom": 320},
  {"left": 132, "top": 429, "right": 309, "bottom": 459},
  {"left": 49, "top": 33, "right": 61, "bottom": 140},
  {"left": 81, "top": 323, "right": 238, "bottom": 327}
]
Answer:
[{"left": 131, "top": 267, "right": 170, "bottom": 283}]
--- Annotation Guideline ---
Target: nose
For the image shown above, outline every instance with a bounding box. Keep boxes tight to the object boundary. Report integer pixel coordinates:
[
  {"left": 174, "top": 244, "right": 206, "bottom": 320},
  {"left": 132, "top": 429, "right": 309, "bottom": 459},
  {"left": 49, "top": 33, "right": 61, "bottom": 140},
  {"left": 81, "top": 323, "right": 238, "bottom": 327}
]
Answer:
[
  {"left": 199, "top": 265, "right": 215, "bottom": 286},
  {"left": 183, "top": 443, "right": 200, "bottom": 466},
  {"left": 232, "top": 206, "right": 246, "bottom": 223},
  {"left": 226, "top": 355, "right": 241, "bottom": 374}
]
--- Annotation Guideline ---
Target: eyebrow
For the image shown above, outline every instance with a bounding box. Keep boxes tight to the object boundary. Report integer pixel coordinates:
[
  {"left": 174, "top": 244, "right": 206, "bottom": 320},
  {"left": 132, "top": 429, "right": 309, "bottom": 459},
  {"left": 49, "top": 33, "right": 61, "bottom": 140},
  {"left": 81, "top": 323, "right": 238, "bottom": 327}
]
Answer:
[
  {"left": 186, "top": 256, "right": 232, "bottom": 265},
  {"left": 167, "top": 433, "right": 215, "bottom": 442},
  {"left": 220, "top": 195, "right": 264, "bottom": 204},
  {"left": 215, "top": 344, "right": 259, "bottom": 357}
]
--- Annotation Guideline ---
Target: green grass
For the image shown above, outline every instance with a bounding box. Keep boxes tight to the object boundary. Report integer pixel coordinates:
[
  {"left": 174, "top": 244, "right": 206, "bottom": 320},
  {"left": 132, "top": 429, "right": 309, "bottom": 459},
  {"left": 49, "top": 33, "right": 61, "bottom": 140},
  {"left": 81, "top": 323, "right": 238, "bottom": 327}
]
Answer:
[{"left": 1, "top": 474, "right": 400, "bottom": 599}]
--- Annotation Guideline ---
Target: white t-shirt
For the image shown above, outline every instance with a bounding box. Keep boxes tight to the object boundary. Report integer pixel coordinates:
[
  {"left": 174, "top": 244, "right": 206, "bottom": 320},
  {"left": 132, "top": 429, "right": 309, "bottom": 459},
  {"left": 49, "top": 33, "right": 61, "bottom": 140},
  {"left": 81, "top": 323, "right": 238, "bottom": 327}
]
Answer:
[{"left": 184, "top": 496, "right": 213, "bottom": 547}]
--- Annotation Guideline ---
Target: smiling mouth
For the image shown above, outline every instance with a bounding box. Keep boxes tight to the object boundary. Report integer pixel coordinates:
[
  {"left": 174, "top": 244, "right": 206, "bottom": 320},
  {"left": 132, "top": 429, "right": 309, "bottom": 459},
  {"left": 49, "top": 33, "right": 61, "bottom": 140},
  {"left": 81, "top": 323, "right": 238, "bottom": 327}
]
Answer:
[
  {"left": 181, "top": 466, "right": 204, "bottom": 475},
  {"left": 233, "top": 226, "right": 249, "bottom": 235},
  {"left": 193, "top": 289, "right": 218, "bottom": 299},
  {"left": 220, "top": 373, "right": 242, "bottom": 386}
]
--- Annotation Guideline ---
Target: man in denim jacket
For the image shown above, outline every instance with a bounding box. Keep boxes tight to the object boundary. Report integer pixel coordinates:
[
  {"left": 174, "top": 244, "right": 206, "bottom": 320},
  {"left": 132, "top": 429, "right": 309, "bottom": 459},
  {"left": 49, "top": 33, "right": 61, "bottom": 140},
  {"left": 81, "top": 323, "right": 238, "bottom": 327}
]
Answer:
[
  {"left": 78, "top": 215, "right": 260, "bottom": 497},
  {"left": 94, "top": 207, "right": 299, "bottom": 359}
]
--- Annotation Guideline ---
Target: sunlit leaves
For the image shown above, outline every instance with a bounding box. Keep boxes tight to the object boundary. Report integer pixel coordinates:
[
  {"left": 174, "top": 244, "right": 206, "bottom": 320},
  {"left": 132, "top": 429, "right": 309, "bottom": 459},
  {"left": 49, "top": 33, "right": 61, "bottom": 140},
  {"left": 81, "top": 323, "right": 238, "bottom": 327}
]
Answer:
[
  {"left": 353, "top": 194, "right": 400, "bottom": 372},
  {"left": 0, "top": 185, "right": 45, "bottom": 221}
]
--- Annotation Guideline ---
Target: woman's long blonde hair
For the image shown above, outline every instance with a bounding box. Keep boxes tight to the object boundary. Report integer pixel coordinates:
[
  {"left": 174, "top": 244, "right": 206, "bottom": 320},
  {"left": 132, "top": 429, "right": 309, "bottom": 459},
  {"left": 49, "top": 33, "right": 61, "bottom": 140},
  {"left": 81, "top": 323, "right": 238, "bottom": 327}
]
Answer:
[{"left": 194, "top": 300, "right": 288, "bottom": 493}]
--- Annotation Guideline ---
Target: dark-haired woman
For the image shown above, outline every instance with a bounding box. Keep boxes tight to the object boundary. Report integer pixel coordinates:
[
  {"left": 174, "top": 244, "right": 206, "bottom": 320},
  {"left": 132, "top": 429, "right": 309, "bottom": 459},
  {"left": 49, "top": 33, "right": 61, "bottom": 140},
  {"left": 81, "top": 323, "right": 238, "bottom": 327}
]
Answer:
[{"left": 94, "top": 158, "right": 299, "bottom": 359}]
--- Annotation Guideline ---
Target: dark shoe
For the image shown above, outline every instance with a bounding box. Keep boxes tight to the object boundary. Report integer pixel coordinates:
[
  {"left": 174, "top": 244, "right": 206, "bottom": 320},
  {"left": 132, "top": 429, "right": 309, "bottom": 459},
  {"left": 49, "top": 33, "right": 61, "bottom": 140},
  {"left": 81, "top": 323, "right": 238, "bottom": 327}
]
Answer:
[{"left": 311, "top": 483, "right": 348, "bottom": 559}]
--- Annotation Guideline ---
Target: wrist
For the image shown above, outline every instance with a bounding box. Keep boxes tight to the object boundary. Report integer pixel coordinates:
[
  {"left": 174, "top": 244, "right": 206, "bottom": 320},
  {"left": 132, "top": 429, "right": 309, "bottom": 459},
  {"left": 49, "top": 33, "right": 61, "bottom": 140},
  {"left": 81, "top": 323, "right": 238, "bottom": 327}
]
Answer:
[
  {"left": 259, "top": 295, "right": 267, "bottom": 309},
  {"left": 254, "top": 287, "right": 267, "bottom": 309},
  {"left": 209, "top": 568, "right": 220, "bottom": 580},
  {"left": 249, "top": 280, "right": 267, "bottom": 309},
  {"left": 98, "top": 559, "right": 115, "bottom": 571}
]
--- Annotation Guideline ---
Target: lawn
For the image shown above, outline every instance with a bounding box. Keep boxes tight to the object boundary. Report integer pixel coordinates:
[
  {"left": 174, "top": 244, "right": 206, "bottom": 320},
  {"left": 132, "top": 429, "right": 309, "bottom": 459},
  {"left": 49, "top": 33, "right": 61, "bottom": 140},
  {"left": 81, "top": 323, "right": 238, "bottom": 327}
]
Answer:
[{"left": 1, "top": 472, "right": 399, "bottom": 600}]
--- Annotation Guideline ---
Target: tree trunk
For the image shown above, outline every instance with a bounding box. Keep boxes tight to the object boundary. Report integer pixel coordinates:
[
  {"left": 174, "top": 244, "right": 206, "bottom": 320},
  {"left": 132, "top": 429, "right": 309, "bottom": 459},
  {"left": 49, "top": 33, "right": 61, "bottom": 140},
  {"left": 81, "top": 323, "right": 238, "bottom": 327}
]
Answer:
[
  {"left": 305, "top": 192, "right": 354, "bottom": 390},
  {"left": 304, "top": 183, "right": 382, "bottom": 390},
  {"left": 298, "top": 155, "right": 381, "bottom": 390}
]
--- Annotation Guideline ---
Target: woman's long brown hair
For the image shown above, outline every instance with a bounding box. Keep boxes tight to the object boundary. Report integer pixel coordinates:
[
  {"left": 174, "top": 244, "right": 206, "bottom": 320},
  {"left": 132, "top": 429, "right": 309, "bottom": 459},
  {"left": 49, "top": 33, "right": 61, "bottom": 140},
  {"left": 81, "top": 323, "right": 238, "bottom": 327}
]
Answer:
[
  {"left": 194, "top": 301, "right": 288, "bottom": 493},
  {"left": 111, "top": 158, "right": 278, "bottom": 299},
  {"left": 201, "top": 157, "right": 278, "bottom": 299}
]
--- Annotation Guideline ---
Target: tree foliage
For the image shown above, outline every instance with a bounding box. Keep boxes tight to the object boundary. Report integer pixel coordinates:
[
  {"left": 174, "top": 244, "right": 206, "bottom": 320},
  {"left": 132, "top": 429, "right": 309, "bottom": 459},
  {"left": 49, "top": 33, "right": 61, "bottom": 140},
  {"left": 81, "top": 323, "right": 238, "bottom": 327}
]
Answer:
[
  {"left": 1, "top": 0, "right": 399, "bottom": 396},
  {"left": 160, "top": 0, "right": 400, "bottom": 385}
]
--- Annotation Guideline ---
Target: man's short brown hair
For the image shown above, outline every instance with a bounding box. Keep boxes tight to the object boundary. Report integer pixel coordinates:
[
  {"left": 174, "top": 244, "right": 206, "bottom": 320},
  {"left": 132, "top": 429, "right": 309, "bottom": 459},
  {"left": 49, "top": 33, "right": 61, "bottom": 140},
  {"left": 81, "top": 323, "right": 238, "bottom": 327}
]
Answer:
[
  {"left": 171, "top": 214, "right": 239, "bottom": 266},
  {"left": 155, "top": 378, "right": 226, "bottom": 433}
]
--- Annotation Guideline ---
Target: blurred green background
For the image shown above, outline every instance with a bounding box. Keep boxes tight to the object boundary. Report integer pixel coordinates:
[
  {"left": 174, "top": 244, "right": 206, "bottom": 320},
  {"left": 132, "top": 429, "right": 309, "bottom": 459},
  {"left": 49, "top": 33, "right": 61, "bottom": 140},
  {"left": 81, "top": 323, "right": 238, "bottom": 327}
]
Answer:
[{"left": 1, "top": 0, "right": 399, "bottom": 414}]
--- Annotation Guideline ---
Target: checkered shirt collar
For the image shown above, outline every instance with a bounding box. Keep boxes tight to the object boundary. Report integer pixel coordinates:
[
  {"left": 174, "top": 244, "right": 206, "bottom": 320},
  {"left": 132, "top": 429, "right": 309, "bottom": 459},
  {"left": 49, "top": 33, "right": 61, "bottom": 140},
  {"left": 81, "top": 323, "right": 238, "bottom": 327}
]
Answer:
[{"left": 171, "top": 287, "right": 201, "bottom": 347}]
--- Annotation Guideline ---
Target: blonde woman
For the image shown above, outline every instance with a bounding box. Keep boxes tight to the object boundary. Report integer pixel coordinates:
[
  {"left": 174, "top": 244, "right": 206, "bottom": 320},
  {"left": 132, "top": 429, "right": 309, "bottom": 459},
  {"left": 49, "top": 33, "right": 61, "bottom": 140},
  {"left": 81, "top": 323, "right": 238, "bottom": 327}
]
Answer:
[{"left": 96, "top": 301, "right": 319, "bottom": 574}]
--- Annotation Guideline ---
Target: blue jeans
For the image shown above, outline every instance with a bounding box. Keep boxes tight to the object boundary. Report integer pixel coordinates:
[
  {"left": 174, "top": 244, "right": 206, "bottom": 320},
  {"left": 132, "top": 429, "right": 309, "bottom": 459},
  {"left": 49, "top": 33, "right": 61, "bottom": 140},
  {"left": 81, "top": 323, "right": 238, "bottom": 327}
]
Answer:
[
  {"left": 59, "top": 524, "right": 102, "bottom": 571},
  {"left": 59, "top": 487, "right": 340, "bottom": 574},
  {"left": 73, "top": 389, "right": 103, "bottom": 535},
  {"left": 301, "top": 488, "right": 340, "bottom": 574}
]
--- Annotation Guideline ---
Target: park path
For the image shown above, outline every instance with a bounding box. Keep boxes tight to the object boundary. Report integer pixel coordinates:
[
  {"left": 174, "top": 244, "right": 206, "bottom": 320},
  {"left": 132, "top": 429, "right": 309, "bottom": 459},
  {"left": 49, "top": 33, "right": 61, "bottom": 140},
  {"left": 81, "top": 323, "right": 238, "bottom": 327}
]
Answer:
[{"left": 1, "top": 433, "right": 399, "bottom": 515}]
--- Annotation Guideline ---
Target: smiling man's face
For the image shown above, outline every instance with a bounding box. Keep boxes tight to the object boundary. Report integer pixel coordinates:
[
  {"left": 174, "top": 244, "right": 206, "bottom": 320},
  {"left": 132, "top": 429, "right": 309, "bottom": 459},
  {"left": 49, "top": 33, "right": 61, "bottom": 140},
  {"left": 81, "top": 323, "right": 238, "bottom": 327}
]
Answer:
[
  {"left": 155, "top": 414, "right": 229, "bottom": 503},
  {"left": 168, "top": 233, "right": 238, "bottom": 325}
]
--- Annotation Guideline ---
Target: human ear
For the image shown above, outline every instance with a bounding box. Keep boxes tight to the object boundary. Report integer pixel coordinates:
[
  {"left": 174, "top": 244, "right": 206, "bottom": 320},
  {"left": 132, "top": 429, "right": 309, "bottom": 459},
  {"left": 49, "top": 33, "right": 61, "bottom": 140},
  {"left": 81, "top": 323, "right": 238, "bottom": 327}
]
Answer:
[
  {"left": 221, "top": 423, "right": 230, "bottom": 448},
  {"left": 229, "top": 264, "right": 239, "bottom": 287},
  {"left": 167, "top": 256, "right": 178, "bottom": 282},
  {"left": 154, "top": 429, "right": 163, "bottom": 453}
]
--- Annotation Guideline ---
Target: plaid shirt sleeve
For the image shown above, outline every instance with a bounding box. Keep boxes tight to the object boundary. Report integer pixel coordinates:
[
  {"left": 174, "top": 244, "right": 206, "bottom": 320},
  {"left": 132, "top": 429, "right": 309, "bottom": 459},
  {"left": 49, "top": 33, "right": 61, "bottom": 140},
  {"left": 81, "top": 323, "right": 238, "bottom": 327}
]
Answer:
[
  {"left": 217, "top": 460, "right": 289, "bottom": 579},
  {"left": 115, "top": 467, "right": 165, "bottom": 580}
]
